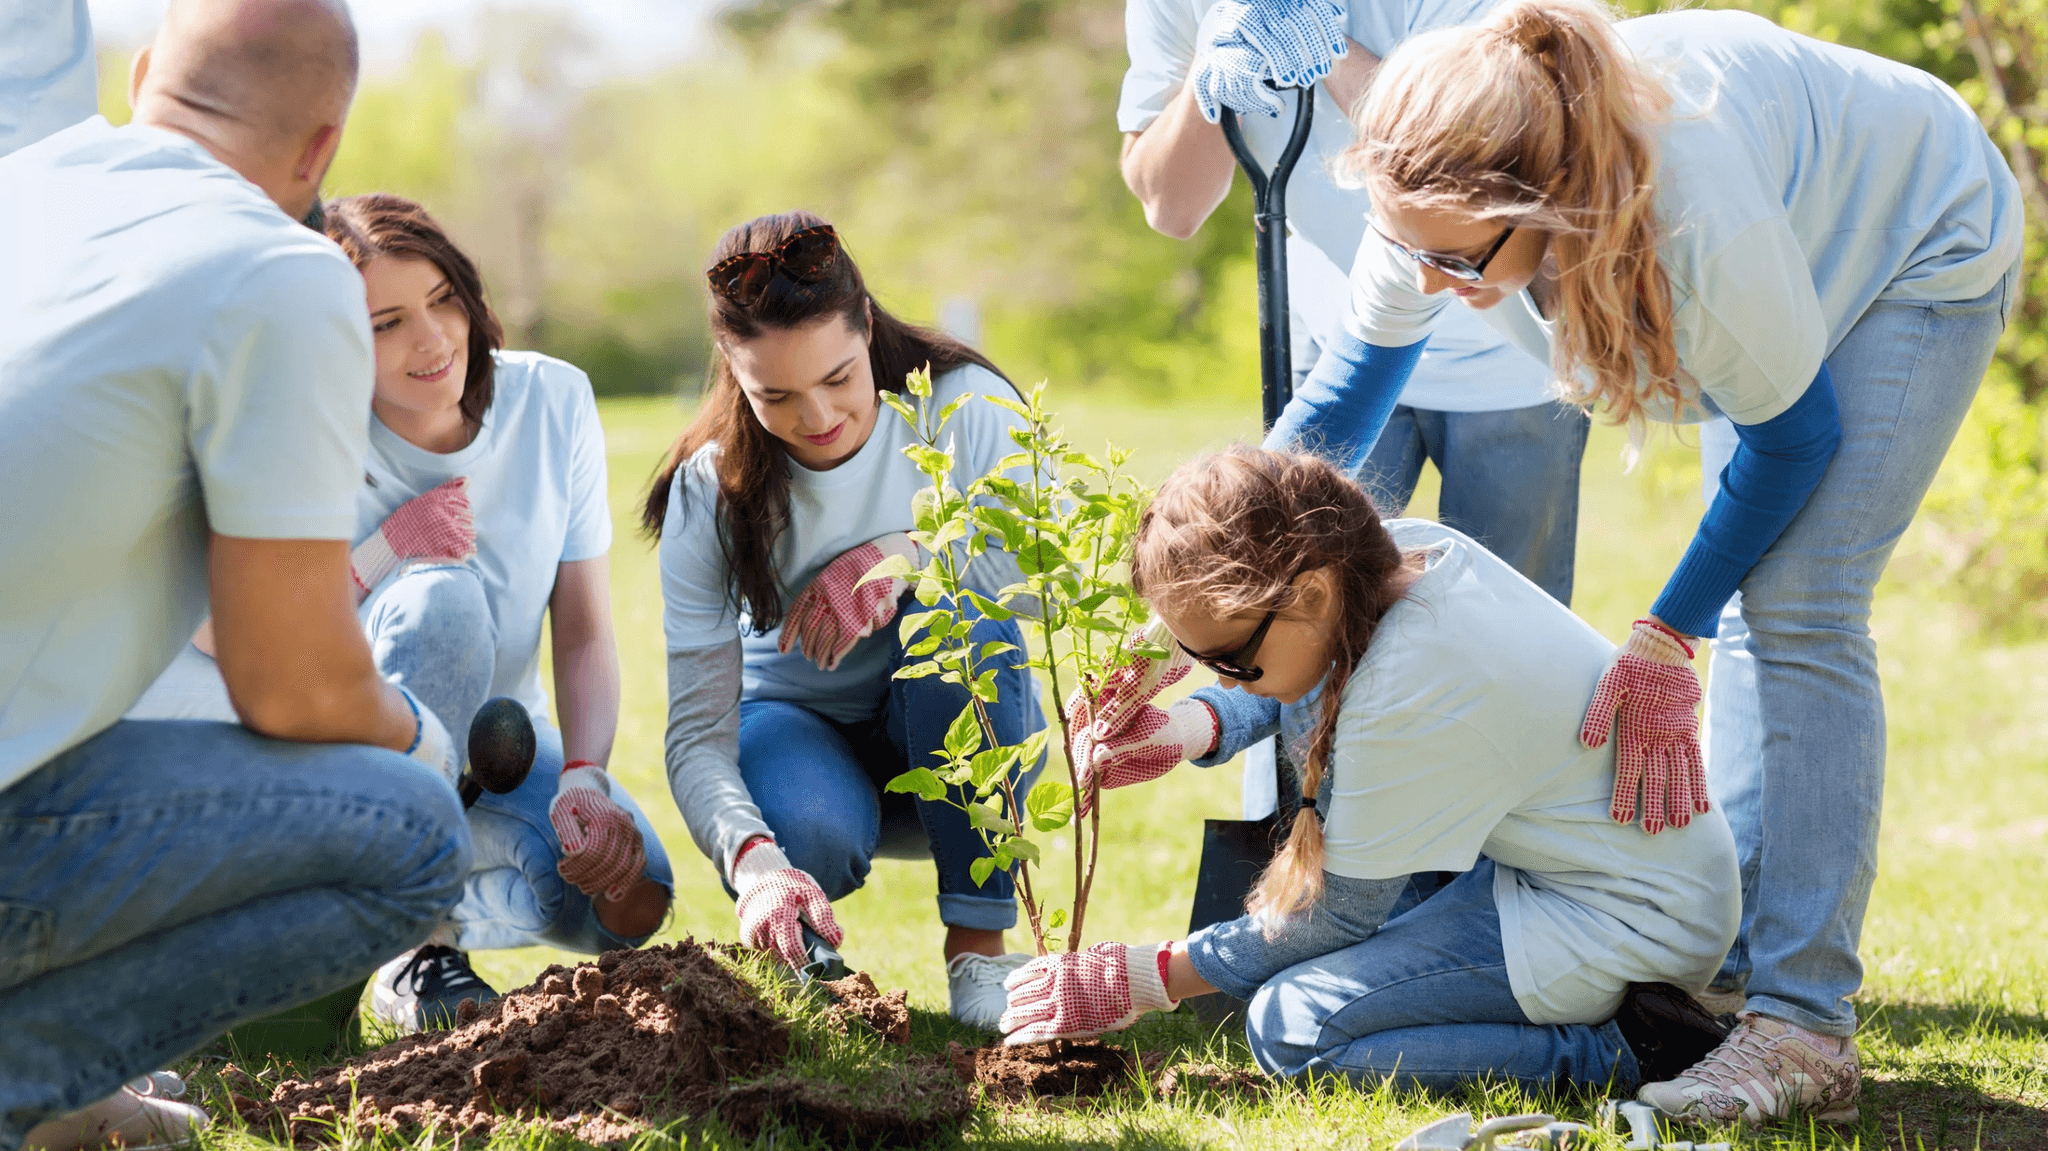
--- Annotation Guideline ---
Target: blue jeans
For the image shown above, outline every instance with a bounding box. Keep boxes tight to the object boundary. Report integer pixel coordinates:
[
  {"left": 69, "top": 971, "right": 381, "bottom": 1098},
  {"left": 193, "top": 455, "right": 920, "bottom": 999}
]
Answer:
[
  {"left": 736, "top": 597, "right": 1045, "bottom": 931},
  {"left": 1193, "top": 862, "right": 1638, "bottom": 1092},
  {"left": 0, "top": 720, "right": 469, "bottom": 1150},
  {"left": 1692, "top": 265, "right": 2019, "bottom": 1035},
  {"left": 366, "top": 564, "right": 672, "bottom": 954},
  {"left": 1356, "top": 402, "right": 1589, "bottom": 605}
]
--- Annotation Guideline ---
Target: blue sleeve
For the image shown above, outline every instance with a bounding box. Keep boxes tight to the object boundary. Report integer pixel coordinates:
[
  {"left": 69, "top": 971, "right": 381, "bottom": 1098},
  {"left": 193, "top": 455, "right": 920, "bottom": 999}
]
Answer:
[
  {"left": 1262, "top": 332, "right": 1426, "bottom": 471},
  {"left": 1650, "top": 364, "right": 1843, "bottom": 637},
  {"left": 1184, "top": 871, "right": 1409, "bottom": 1000},
  {"left": 1189, "top": 684, "right": 1281, "bottom": 768}
]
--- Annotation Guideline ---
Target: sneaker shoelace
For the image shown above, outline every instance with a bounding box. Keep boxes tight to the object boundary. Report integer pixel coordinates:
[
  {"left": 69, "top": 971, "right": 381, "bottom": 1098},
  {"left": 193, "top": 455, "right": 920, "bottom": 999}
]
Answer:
[
  {"left": 398, "top": 944, "right": 491, "bottom": 998},
  {"left": 1682, "top": 1017, "right": 1788, "bottom": 1091},
  {"left": 954, "top": 953, "right": 1023, "bottom": 992}
]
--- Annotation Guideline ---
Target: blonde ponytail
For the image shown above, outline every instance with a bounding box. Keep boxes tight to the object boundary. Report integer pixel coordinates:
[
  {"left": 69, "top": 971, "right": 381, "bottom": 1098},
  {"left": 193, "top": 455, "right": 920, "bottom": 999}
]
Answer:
[{"left": 1343, "top": 0, "right": 1683, "bottom": 431}]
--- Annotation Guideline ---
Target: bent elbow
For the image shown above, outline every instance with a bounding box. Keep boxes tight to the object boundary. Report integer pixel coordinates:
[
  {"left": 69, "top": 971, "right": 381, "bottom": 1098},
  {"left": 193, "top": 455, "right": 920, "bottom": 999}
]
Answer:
[
  {"left": 1143, "top": 201, "right": 1204, "bottom": 241},
  {"left": 229, "top": 680, "right": 356, "bottom": 744}
]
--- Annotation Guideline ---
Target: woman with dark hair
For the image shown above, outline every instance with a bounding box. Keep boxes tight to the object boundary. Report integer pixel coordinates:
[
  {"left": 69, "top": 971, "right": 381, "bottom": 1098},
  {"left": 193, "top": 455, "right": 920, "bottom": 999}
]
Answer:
[
  {"left": 128, "top": 194, "right": 674, "bottom": 1030},
  {"left": 647, "top": 210, "right": 1044, "bottom": 1028}
]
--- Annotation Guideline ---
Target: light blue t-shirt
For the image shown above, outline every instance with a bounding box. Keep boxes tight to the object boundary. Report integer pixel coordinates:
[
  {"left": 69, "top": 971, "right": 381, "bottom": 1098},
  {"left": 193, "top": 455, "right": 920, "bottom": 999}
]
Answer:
[
  {"left": 1344, "top": 9, "right": 2024, "bottom": 426},
  {"left": 0, "top": 0, "right": 96, "bottom": 160},
  {"left": 1119, "top": 0, "right": 1554, "bottom": 412},
  {"left": 0, "top": 118, "right": 373, "bottom": 790}
]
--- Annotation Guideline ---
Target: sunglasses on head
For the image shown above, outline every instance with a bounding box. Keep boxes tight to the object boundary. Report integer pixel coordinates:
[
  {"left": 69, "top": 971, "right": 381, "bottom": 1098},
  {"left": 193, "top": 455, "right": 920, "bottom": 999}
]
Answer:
[
  {"left": 1373, "top": 222, "right": 1515, "bottom": 282},
  {"left": 707, "top": 224, "right": 840, "bottom": 307},
  {"left": 1177, "top": 608, "right": 1279, "bottom": 683}
]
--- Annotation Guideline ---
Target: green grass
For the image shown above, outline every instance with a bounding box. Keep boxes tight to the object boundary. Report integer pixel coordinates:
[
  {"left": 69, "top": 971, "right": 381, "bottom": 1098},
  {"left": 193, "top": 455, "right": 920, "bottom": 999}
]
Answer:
[{"left": 189, "top": 392, "right": 2047, "bottom": 1149}]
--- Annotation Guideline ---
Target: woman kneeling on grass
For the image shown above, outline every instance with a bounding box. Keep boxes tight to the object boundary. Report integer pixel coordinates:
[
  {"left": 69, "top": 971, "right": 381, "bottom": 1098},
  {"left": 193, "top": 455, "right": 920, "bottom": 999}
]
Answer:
[
  {"left": 645, "top": 210, "right": 1046, "bottom": 1027},
  {"left": 1001, "top": 446, "right": 1742, "bottom": 1096}
]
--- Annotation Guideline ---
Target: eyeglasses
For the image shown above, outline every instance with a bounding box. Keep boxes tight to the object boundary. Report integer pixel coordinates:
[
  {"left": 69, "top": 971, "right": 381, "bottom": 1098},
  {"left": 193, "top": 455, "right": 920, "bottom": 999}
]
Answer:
[
  {"left": 1176, "top": 609, "right": 1279, "bottom": 683},
  {"left": 1373, "top": 222, "right": 1515, "bottom": 283},
  {"left": 707, "top": 224, "right": 840, "bottom": 306}
]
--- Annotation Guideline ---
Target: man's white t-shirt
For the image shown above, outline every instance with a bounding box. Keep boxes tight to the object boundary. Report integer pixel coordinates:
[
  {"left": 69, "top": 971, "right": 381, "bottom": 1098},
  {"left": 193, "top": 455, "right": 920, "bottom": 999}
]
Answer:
[
  {"left": 0, "top": 117, "right": 373, "bottom": 790},
  {"left": 1119, "top": 0, "right": 1553, "bottom": 412},
  {"left": 0, "top": 0, "right": 96, "bottom": 160},
  {"left": 129, "top": 351, "right": 614, "bottom": 727},
  {"left": 1326, "top": 519, "right": 1740, "bottom": 1023},
  {"left": 1345, "top": 9, "right": 2023, "bottom": 426},
  {"left": 660, "top": 364, "right": 1030, "bottom": 724}
]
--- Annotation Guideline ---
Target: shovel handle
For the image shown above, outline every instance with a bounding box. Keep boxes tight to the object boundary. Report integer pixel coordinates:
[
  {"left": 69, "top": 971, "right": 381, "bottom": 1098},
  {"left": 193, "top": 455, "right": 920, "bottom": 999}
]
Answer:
[{"left": 1220, "top": 87, "right": 1316, "bottom": 432}]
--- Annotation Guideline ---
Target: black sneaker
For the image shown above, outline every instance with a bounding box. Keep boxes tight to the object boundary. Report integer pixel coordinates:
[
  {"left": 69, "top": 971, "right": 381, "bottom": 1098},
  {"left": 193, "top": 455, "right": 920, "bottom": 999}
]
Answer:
[
  {"left": 1613, "top": 981, "right": 1736, "bottom": 1085},
  {"left": 370, "top": 944, "right": 500, "bottom": 1031}
]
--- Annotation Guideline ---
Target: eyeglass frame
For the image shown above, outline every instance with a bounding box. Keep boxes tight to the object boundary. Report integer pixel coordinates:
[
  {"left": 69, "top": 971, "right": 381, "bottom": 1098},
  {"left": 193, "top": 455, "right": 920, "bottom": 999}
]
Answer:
[
  {"left": 1175, "top": 608, "right": 1280, "bottom": 683},
  {"left": 1371, "top": 221, "right": 1516, "bottom": 283},
  {"left": 706, "top": 223, "right": 841, "bottom": 307}
]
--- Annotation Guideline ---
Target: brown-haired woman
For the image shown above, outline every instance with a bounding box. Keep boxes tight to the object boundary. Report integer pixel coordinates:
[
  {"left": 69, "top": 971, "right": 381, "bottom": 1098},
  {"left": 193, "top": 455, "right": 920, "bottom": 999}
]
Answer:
[
  {"left": 647, "top": 211, "right": 1045, "bottom": 1028},
  {"left": 1000, "top": 447, "right": 1742, "bottom": 1097}
]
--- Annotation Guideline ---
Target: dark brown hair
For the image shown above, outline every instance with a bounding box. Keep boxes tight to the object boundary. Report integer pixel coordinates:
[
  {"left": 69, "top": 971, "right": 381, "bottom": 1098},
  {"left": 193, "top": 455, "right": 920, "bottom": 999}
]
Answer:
[
  {"left": 639, "top": 210, "right": 1006, "bottom": 634},
  {"left": 325, "top": 193, "right": 503, "bottom": 432},
  {"left": 1132, "top": 447, "right": 1414, "bottom": 923}
]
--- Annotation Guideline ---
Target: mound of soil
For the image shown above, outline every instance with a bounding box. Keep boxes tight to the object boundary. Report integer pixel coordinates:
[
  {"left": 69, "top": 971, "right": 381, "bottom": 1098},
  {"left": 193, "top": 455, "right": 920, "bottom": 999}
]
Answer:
[
  {"left": 252, "top": 941, "right": 967, "bottom": 1146},
  {"left": 821, "top": 972, "right": 911, "bottom": 1046},
  {"left": 947, "top": 1039, "right": 1138, "bottom": 1104}
]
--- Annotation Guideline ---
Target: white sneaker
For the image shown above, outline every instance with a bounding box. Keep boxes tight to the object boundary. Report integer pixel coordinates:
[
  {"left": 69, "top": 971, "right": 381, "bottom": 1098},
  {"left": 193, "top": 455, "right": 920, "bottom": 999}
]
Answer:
[
  {"left": 947, "top": 951, "right": 1032, "bottom": 1030},
  {"left": 122, "top": 1073, "right": 183, "bottom": 1101},
  {"left": 23, "top": 1086, "right": 209, "bottom": 1151},
  {"left": 369, "top": 944, "right": 499, "bottom": 1032},
  {"left": 1637, "top": 1011, "right": 1860, "bottom": 1124}
]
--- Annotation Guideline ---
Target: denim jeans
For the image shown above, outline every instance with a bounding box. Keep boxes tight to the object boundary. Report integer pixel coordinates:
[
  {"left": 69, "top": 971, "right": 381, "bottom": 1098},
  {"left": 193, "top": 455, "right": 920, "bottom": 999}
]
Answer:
[
  {"left": 1356, "top": 401, "right": 1589, "bottom": 605},
  {"left": 735, "top": 596, "right": 1045, "bottom": 931},
  {"left": 367, "top": 564, "right": 673, "bottom": 954},
  {"left": 0, "top": 720, "right": 470, "bottom": 1150},
  {"left": 1690, "top": 264, "right": 2019, "bottom": 1036},
  {"left": 1192, "top": 862, "right": 1639, "bottom": 1093}
]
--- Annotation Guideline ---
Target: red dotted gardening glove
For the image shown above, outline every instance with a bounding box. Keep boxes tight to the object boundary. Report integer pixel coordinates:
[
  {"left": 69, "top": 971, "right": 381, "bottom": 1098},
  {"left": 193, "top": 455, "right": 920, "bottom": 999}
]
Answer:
[
  {"left": 1066, "top": 633, "right": 1213, "bottom": 815},
  {"left": 731, "top": 838, "right": 843, "bottom": 969},
  {"left": 778, "top": 533, "right": 921, "bottom": 672},
  {"left": 999, "top": 941, "right": 1178, "bottom": 1045},
  {"left": 549, "top": 762, "right": 647, "bottom": 901},
  {"left": 351, "top": 477, "right": 475, "bottom": 603},
  {"left": 1580, "top": 619, "right": 1710, "bottom": 835}
]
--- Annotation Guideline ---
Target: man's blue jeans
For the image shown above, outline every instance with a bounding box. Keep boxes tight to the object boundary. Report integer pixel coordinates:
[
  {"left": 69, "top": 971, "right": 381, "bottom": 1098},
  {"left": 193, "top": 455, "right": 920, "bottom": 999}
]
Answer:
[
  {"left": 1356, "top": 401, "right": 1589, "bottom": 605},
  {"left": 1691, "top": 264, "right": 2018, "bottom": 1036},
  {"left": 736, "top": 596, "right": 1045, "bottom": 931},
  {"left": 0, "top": 720, "right": 470, "bottom": 1150},
  {"left": 366, "top": 564, "right": 672, "bottom": 953}
]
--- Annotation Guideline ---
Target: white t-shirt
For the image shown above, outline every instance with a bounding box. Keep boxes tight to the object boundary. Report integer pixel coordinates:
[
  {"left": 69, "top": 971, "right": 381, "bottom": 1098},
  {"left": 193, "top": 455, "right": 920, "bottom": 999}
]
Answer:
[
  {"left": 660, "top": 363, "right": 1029, "bottom": 724},
  {"left": 0, "top": 0, "right": 96, "bottom": 160},
  {"left": 1326, "top": 519, "right": 1740, "bottom": 1024},
  {"left": 1345, "top": 9, "right": 2024, "bottom": 426},
  {"left": 0, "top": 117, "right": 373, "bottom": 790},
  {"left": 1119, "top": 0, "right": 1554, "bottom": 412},
  {"left": 128, "top": 351, "right": 613, "bottom": 725}
]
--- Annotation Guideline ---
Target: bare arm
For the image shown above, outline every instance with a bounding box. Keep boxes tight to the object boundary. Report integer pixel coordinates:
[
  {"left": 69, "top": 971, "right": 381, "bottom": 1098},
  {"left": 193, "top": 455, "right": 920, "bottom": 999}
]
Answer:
[
  {"left": 549, "top": 555, "right": 621, "bottom": 767},
  {"left": 207, "top": 533, "right": 415, "bottom": 749}
]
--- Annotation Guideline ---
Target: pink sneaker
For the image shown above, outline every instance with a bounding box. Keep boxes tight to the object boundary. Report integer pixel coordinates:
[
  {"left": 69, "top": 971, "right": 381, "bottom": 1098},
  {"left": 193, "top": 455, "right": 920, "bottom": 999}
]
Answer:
[
  {"left": 22, "top": 1085, "right": 209, "bottom": 1151},
  {"left": 1637, "top": 1011, "right": 1860, "bottom": 1125}
]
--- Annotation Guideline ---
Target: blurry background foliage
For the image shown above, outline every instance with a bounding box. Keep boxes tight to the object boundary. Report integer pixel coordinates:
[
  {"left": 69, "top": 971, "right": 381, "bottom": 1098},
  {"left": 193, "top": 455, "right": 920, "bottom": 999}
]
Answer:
[{"left": 97, "top": 0, "right": 2044, "bottom": 631}]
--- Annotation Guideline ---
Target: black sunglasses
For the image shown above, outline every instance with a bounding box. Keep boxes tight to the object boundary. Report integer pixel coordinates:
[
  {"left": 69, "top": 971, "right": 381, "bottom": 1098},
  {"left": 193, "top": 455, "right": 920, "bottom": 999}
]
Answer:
[
  {"left": 707, "top": 224, "right": 840, "bottom": 307},
  {"left": 1176, "top": 609, "right": 1279, "bottom": 683},
  {"left": 1373, "top": 222, "right": 1515, "bottom": 282}
]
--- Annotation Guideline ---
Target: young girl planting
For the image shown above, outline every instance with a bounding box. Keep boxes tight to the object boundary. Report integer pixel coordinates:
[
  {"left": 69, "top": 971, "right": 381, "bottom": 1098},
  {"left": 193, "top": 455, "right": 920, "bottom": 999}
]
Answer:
[
  {"left": 1001, "top": 446, "right": 1741, "bottom": 1095},
  {"left": 646, "top": 211, "right": 1046, "bottom": 1028}
]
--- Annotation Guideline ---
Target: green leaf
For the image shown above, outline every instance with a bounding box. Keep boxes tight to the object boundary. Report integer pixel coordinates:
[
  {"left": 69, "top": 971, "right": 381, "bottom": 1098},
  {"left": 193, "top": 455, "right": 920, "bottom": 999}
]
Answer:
[
  {"left": 962, "top": 589, "right": 1013, "bottom": 621},
  {"left": 915, "top": 575, "right": 946, "bottom": 606},
  {"left": 978, "top": 641, "right": 1019, "bottom": 662},
  {"left": 880, "top": 391, "right": 918, "bottom": 424},
  {"left": 897, "top": 609, "right": 940, "bottom": 644},
  {"left": 884, "top": 767, "right": 947, "bottom": 803},
  {"left": 970, "top": 856, "right": 998, "bottom": 887},
  {"left": 969, "top": 747, "right": 1016, "bottom": 793},
  {"left": 1014, "top": 539, "right": 1065, "bottom": 576},
  {"left": 944, "top": 706, "right": 983, "bottom": 761},
  {"left": 905, "top": 635, "right": 943, "bottom": 657},
  {"left": 1047, "top": 908, "right": 1068, "bottom": 930},
  {"left": 1025, "top": 779, "right": 1074, "bottom": 832},
  {"left": 935, "top": 394, "right": 970, "bottom": 427},
  {"left": 967, "top": 800, "right": 1016, "bottom": 835},
  {"left": 1005, "top": 837, "right": 1040, "bottom": 863},
  {"left": 892, "top": 662, "right": 945, "bottom": 680},
  {"left": 906, "top": 366, "right": 932, "bottom": 398},
  {"left": 984, "top": 394, "right": 1032, "bottom": 419},
  {"left": 859, "top": 551, "right": 917, "bottom": 589},
  {"left": 1015, "top": 728, "right": 1050, "bottom": 768}
]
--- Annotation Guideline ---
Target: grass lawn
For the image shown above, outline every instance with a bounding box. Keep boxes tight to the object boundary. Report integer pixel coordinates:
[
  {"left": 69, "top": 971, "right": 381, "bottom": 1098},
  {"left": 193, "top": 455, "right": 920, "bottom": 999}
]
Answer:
[{"left": 197, "top": 390, "right": 2046, "bottom": 1149}]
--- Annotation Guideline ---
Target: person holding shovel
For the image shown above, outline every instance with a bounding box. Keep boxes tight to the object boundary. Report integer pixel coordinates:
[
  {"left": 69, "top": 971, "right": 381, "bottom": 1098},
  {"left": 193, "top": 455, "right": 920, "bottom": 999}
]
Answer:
[
  {"left": 645, "top": 211, "right": 1047, "bottom": 1029},
  {"left": 130, "top": 193, "right": 674, "bottom": 1031},
  {"left": 1002, "top": 446, "right": 1742, "bottom": 1097},
  {"left": 1120, "top": 0, "right": 1587, "bottom": 605},
  {"left": 1241, "top": 0, "right": 2021, "bottom": 1123}
]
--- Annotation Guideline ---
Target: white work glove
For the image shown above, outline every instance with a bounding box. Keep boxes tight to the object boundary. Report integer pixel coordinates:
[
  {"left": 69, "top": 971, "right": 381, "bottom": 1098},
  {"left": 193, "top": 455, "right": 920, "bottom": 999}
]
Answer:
[
  {"left": 1189, "top": 0, "right": 1349, "bottom": 122},
  {"left": 549, "top": 762, "right": 648, "bottom": 901},
  {"left": 394, "top": 684, "right": 458, "bottom": 787},
  {"left": 1000, "top": 941, "right": 1179, "bottom": 1045},
  {"left": 731, "top": 839, "right": 844, "bottom": 969},
  {"left": 351, "top": 478, "right": 475, "bottom": 603},
  {"left": 778, "top": 533, "right": 921, "bottom": 672}
]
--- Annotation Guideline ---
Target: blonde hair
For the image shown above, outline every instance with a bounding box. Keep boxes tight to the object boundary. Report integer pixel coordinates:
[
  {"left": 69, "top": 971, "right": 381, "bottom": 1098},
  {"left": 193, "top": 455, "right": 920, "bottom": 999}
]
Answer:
[
  {"left": 1342, "top": 0, "right": 1680, "bottom": 431},
  {"left": 1131, "top": 448, "right": 1413, "bottom": 925}
]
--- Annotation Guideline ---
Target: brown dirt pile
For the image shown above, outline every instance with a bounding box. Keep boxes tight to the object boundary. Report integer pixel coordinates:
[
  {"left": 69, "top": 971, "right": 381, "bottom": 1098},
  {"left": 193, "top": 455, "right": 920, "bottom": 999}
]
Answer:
[
  {"left": 821, "top": 972, "right": 911, "bottom": 1045},
  {"left": 252, "top": 941, "right": 967, "bottom": 1146},
  {"left": 947, "top": 1038, "right": 1138, "bottom": 1104}
]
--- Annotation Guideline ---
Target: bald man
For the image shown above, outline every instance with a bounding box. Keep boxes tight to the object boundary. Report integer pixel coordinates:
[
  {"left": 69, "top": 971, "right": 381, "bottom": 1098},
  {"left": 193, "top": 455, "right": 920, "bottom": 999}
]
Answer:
[{"left": 0, "top": 4, "right": 472, "bottom": 1148}]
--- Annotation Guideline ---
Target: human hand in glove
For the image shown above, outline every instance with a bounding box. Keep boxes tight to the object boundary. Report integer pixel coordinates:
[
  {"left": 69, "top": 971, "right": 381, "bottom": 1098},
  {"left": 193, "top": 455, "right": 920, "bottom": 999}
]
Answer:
[
  {"left": 549, "top": 762, "right": 648, "bottom": 900},
  {"left": 1580, "top": 618, "right": 1710, "bottom": 835},
  {"left": 1188, "top": 0, "right": 1349, "bottom": 122},
  {"left": 732, "top": 838, "right": 843, "bottom": 969},
  {"left": 352, "top": 477, "right": 475, "bottom": 602},
  {"left": 779, "top": 533, "right": 921, "bottom": 672},
  {"left": 1065, "top": 638, "right": 1215, "bottom": 814},
  {"left": 1000, "top": 941, "right": 1179, "bottom": 1045}
]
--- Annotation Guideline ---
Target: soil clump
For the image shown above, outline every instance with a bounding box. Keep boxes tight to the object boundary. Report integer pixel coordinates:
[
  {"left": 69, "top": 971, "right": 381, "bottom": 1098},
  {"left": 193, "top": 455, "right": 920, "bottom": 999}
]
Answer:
[
  {"left": 821, "top": 972, "right": 911, "bottom": 1045},
  {"left": 947, "top": 1038, "right": 1138, "bottom": 1104}
]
